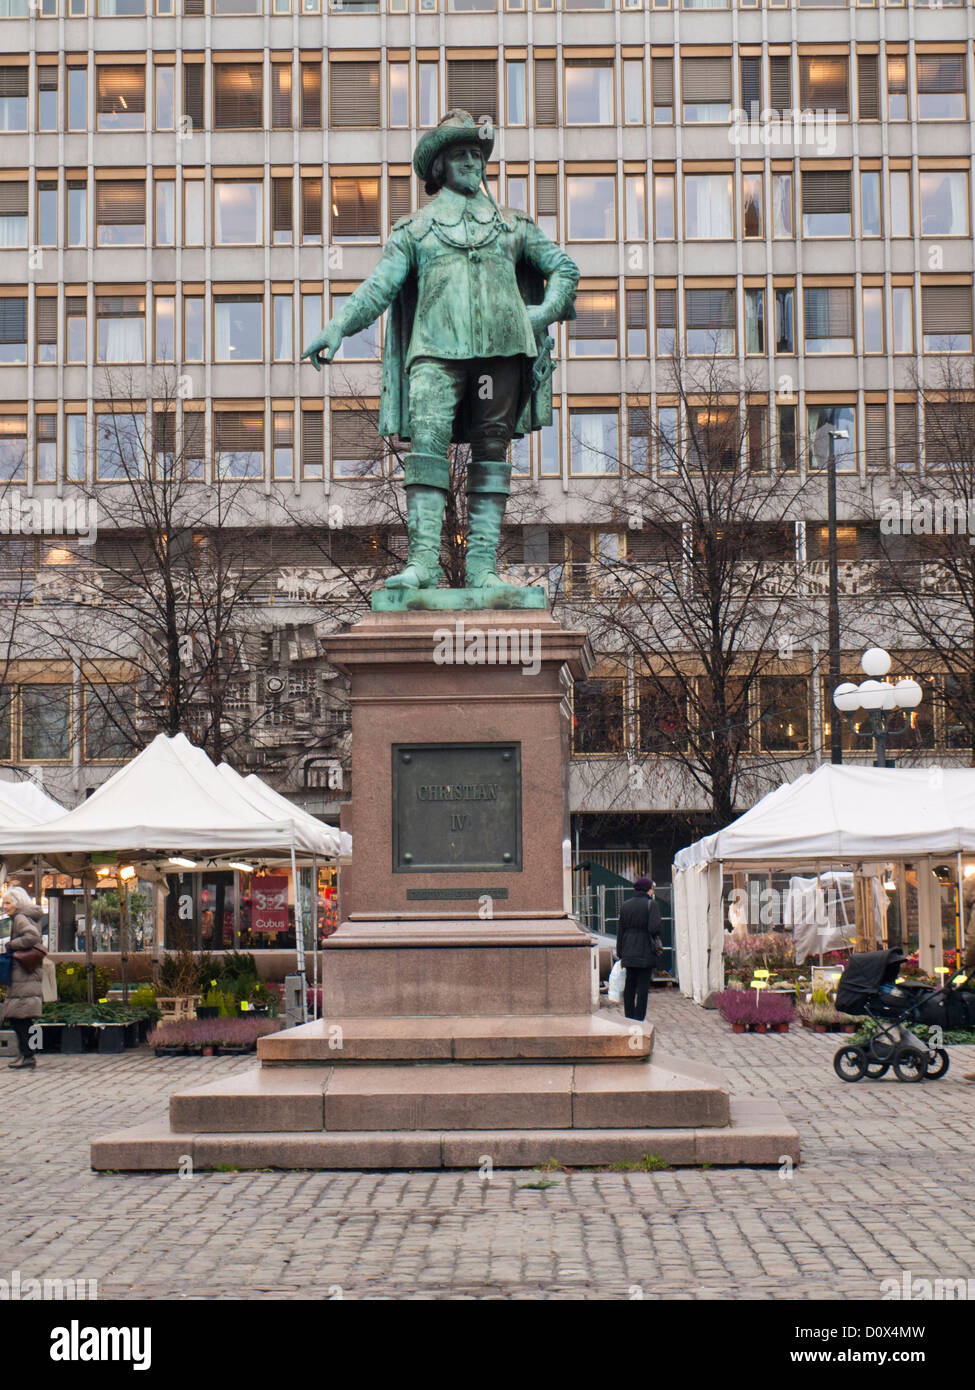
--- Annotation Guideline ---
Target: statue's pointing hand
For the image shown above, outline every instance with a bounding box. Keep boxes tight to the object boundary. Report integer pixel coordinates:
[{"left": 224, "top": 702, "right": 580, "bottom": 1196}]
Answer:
[{"left": 301, "top": 322, "right": 344, "bottom": 371}]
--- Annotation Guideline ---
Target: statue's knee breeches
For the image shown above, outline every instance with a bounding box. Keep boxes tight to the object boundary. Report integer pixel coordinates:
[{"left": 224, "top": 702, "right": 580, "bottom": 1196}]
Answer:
[{"left": 407, "top": 359, "right": 462, "bottom": 461}]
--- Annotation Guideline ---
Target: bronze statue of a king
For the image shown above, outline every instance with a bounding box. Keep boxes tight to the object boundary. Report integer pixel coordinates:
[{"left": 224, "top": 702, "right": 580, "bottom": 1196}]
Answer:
[{"left": 302, "top": 109, "right": 579, "bottom": 597}]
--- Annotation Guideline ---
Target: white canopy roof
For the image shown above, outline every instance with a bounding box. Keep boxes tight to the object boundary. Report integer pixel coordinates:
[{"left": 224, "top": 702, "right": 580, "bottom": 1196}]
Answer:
[
  {"left": 0, "top": 779, "right": 65, "bottom": 826},
  {"left": 0, "top": 733, "right": 347, "bottom": 859},
  {"left": 674, "top": 764, "right": 975, "bottom": 870}
]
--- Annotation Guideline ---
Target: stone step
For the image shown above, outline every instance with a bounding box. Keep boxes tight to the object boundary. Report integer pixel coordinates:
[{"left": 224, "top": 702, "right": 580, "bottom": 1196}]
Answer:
[
  {"left": 90, "top": 1098, "right": 798, "bottom": 1171},
  {"left": 166, "top": 1051, "right": 728, "bottom": 1134},
  {"left": 258, "top": 1014, "right": 653, "bottom": 1065}
]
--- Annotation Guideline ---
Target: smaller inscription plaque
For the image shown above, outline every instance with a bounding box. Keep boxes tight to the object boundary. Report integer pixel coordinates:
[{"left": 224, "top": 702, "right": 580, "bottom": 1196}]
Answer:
[
  {"left": 392, "top": 743, "right": 522, "bottom": 873},
  {"left": 406, "top": 888, "right": 510, "bottom": 901}
]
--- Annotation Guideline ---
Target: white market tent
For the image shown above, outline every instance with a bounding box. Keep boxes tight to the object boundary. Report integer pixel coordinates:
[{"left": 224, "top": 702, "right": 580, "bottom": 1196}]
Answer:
[
  {"left": 672, "top": 765, "right": 975, "bottom": 1001},
  {"left": 0, "top": 779, "right": 65, "bottom": 826}
]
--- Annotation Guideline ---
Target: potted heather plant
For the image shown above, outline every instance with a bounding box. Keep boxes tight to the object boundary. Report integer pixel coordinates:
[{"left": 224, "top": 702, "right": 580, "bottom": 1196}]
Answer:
[{"left": 714, "top": 990, "right": 757, "bottom": 1032}]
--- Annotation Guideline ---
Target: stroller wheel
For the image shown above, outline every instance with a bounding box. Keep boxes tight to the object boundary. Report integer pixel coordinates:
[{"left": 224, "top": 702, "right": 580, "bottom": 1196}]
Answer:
[
  {"left": 833, "top": 1046, "right": 868, "bottom": 1082},
  {"left": 892, "top": 1047, "right": 928, "bottom": 1083},
  {"left": 865, "top": 1059, "right": 890, "bottom": 1079},
  {"left": 925, "top": 1048, "right": 950, "bottom": 1080}
]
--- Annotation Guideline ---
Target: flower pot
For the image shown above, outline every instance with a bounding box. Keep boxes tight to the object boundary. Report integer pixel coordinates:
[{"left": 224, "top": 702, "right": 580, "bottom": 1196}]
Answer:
[
  {"left": 96, "top": 1024, "right": 125, "bottom": 1054},
  {"left": 773, "top": 1022, "right": 790, "bottom": 1033},
  {"left": 202, "top": 1046, "right": 214, "bottom": 1056},
  {"left": 154, "top": 1045, "right": 188, "bottom": 1057},
  {"left": 813, "top": 1024, "right": 827, "bottom": 1033},
  {"left": 61, "top": 1025, "right": 85, "bottom": 1054},
  {"left": 754, "top": 1023, "right": 769, "bottom": 1034},
  {"left": 731, "top": 1022, "right": 746, "bottom": 1034}
]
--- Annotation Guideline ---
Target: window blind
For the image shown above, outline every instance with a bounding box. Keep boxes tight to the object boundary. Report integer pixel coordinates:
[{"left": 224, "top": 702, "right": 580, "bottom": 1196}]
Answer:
[
  {"left": 917, "top": 55, "right": 966, "bottom": 94},
  {"left": 331, "top": 409, "right": 373, "bottom": 461},
  {"left": 769, "top": 55, "right": 791, "bottom": 112},
  {"left": 446, "top": 59, "right": 498, "bottom": 122},
  {"left": 740, "top": 56, "right": 761, "bottom": 112},
  {"left": 271, "top": 63, "right": 292, "bottom": 129},
  {"left": 570, "top": 290, "right": 617, "bottom": 339},
  {"left": 655, "top": 287, "right": 677, "bottom": 328},
  {"left": 800, "top": 56, "right": 849, "bottom": 114},
  {"left": 216, "top": 410, "right": 264, "bottom": 453},
  {"left": 922, "top": 283, "right": 973, "bottom": 334},
  {"left": 183, "top": 63, "right": 204, "bottom": 130},
  {"left": 626, "top": 288, "right": 648, "bottom": 328},
  {"left": 682, "top": 57, "right": 732, "bottom": 104},
  {"left": 301, "top": 176, "right": 322, "bottom": 239},
  {"left": 301, "top": 410, "right": 324, "bottom": 472},
  {"left": 272, "top": 177, "right": 293, "bottom": 234},
  {"left": 0, "top": 299, "right": 27, "bottom": 344},
  {"left": 804, "top": 286, "right": 853, "bottom": 337},
  {"left": 534, "top": 58, "right": 556, "bottom": 124},
  {"left": 652, "top": 57, "right": 674, "bottom": 107},
  {"left": 894, "top": 402, "right": 916, "bottom": 469},
  {"left": 213, "top": 63, "right": 262, "bottom": 129},
  {"left": 535, "top": 172, "right": 557, "bottom": 216},
  {"left": 865, "top": 402, "right": 887, "bottom": 470},
  {"left": 857, "top": 53, "right": 879, "bottom": 120},
  {"left": 302, "top": 62, "right": 323, "bottom": 128},
  {"left": 801, "top": 169, "right": 851, "bottom": 213},
  {"left": 96, "top": 66, "right": 146, "bottom": 116},
  {"left": 388, "top": 174, "right": 411, "bottom": 226},
  {"left": 96, "top": 181, "right": 146, "bottom": 225},
  {"left": 0, "top": 182, "right": 28, "bottom": 215},
  {"left": 686, "top": 288, "right": 735, "bottom": 328},
  {"left": 0, "top": 68, "right": 28, "bottom": 98},
  {"left": 331, "top": 178, "right": 380, "bottom": 239},
  {"left": 36, "top": 298, "right": 57, "bottom": 345}
]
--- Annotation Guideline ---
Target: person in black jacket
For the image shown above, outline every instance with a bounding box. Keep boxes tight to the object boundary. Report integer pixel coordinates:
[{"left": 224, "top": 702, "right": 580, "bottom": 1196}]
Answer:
[{"left": 615, "top": 877, "right": 663, "bottom": 1022}]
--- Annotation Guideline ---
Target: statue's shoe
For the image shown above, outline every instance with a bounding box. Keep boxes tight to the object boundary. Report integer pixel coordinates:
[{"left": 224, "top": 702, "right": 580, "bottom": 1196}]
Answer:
[
  {"left": 385, "top": 560, "right": 443, "bottom": 590},
  {"left": 465, "top": 569, "right": 507, "bottom": 590}
]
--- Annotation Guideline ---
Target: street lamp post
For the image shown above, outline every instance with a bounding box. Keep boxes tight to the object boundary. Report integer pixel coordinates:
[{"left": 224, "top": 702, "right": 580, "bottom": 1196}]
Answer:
[
  {"left": 821, "top": 425, "right": 849, "bottom": 765},
  {"left": 832, "top": 647, "right": 923, "bottom": 767}
]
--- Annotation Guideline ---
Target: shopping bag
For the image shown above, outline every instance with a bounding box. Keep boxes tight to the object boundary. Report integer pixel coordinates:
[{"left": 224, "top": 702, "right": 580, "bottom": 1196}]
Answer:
[{"left": 607, "top": 959, "right": 626, "bottom": 1003}]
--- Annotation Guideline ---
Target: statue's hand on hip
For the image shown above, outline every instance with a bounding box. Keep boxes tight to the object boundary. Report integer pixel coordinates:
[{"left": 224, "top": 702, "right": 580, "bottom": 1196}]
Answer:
[
  {"left": 301, "top": 322, "right": 344, "bottom": 371},
  {"left": 527, "top": 307, "right": 550, "bottom": 337}
]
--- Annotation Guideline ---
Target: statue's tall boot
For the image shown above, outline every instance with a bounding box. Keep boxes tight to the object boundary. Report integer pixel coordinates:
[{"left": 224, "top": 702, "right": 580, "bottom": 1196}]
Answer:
[
  {"left": 465, "top": 460, "right": 511, "bottom": 590},
  {"left": 385, "top": 484, "right": 447, "bottom": 590}
]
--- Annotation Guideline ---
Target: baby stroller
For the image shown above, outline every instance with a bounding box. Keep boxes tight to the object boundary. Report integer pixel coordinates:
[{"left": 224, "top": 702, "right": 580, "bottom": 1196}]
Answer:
[{"left": 831, "top": 948, "right": 963, "bottom": 1083}]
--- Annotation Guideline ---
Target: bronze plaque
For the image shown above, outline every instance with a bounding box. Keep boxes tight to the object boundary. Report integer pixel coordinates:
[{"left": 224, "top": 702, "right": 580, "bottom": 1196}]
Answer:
[{"left": 392, "top": 743, "right": 522, "bottom": 873}]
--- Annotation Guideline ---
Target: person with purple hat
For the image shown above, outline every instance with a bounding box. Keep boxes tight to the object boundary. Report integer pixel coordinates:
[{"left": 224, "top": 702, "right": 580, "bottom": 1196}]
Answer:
[{"left": 615, "top": 877, "right": 664, "bottom": 1022}]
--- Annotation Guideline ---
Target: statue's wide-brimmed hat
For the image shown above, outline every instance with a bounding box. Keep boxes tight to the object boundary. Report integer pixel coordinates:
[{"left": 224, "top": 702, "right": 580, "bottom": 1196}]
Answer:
[{"left": 413, "top": 108, "right": 494, "bottom": 180}]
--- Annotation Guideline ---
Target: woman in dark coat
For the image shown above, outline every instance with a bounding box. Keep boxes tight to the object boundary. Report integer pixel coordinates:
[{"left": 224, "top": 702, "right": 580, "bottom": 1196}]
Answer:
[
  {"left": 615, "top": 877, "right": 663, "bottom": 1022},
  {"left": 2, "top": 886, "right": 46, "bottom": 1069}
]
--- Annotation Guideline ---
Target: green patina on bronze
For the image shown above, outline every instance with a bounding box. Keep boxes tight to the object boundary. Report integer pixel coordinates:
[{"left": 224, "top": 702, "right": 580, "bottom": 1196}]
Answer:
[{"left": 302, "top": 110, "right": 579, "bottom": 605}]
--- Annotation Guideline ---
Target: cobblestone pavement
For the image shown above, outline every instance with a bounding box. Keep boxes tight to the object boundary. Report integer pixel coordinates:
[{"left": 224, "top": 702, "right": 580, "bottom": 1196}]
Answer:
[{"left": 2, "top": 991, "right": 972, "bottom": 1300}]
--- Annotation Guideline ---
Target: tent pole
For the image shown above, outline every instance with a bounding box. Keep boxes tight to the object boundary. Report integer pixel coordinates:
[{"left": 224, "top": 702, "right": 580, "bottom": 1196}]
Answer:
[
  {"left": 956, "top": 850, "right": 964, "bottom": 962},
  {"left": 84, "top": 881, "right": 94, "bottom": 1005},
  {"left": 291, "top": 843, "right": 307, "bottom": 1023},
  {"left": 120, "top": 877, "right": 129, "bottom": 1004},
  {"left": 311, "top": 855, "right": 319, "bottom": 1021}
]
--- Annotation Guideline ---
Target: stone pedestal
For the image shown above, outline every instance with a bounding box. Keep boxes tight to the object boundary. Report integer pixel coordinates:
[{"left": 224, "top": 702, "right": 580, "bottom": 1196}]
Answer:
[{"left": 90, "top": 604, "right": 799, "bottom": 1172}]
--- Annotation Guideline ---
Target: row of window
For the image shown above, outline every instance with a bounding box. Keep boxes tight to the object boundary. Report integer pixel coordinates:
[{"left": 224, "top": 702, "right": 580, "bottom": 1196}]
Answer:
[
  {"left": 0, "top": 394, "right": 964, "bottom": 484},
  {"left": 0, "top": 0, "right": 969, "bottom": 15},
  {"left": 0, "top": 683, "right": 133, "bottom": 763},
  {"left": 1, "top": 162, "right": 969, "bottom": 253},
  {"left": 0, "top": 273, "right": 967, "bottom": 371},
  {"left": 0, "top": 49, "right": 969, "bottom": 135},
  {"left": 573, "top": 672, "right": 967, "bottom": 757}
]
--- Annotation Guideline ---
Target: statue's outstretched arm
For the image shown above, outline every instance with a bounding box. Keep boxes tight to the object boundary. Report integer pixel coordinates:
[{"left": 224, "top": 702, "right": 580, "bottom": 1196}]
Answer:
[{"left": 302, "top": 230, "right": 414, "bottom": 368}]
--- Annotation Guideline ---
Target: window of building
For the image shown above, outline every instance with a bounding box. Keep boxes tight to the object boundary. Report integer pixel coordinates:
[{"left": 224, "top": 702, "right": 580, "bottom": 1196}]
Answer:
[
  {"left": 0, "top": 298, "right": 27, "bottom": 364},
  {"left": 0, "top": 66, "right": 28, "bottom": 132},
  {"left": 920, "top": 171, "right": 969, "bottom": 237},
  {"left": 684, "top": 173, "right": 733, "bottom": 238},
  {"left": 37, "top": 183, "right": 57, "bottom": 247},
  {"left": 96, "top": 412, "right": 146, "bottom": 481},
  {"left": 624, "top": 174, "right": 645, "bottom": 242},
  {"left": 272, "top": 177, "right": 292, "bottom": 245},
  {"left": 658, "top": 405, "right": 679, "bottom": 473},
  {"left": 862, "top": 286, "right": 884, "bottom": 353},
  {"left": 888, "top": 170, "right": 911, "bottom": 237},
  {"left": 182, "top": 61, "right": 205, "bottom": 133},
  {"left": 272, "top": 294, "right": 292, "bottom": 361},
  {"left": 758, "top": 677, "right": 809, "bottom": 751},
  {"left": 96, "top": 296, "right": 145, "bottom": 363},
  {"left": 925, "top": 400, "right": 975, "bottom": 469},
  {"left": 807, "top": 405, "right": 856, "bottom": 472},
  {"left": 893, "top": 402, "right": 916, "bottom": 472},
  {"left": 301, "top": 409, "right": 325, "bottom": 480},
  {"left": 38, "top": 68, "right": 58, "bottom": 131},
  {"left": 331, "top": 292, "right": 380, "bottom": 360},
  {"left": 35, "top": 413, "right": 57, "bottom": 481},
  {"left": 68, "top": 65, "right": 88, "bottom": 130},
  {"left": 922, "top": 283, "right": 973, "bottom": 352},
  {"left": 151, "top": 409, "right": 174, "bottom": 478},
  {"left": 506, "top": 61, "right": 526, "bottom": 126},
  {"left": 506, "top": 175, "right": 528, "bottom": 213},
  {"left": 0, "top": 182, "right": 28, "bottom": 248},
  {"left": 155, "top": 180, "right": 175, "bottom": 245},
  {"left": 769, "top": 55, "right": 791, "bottom": 116},
  {"left": 329, "top": 60, "right": 378, "bottom": 128},
  {"left": 860, "top": 170, "right": 881, "bottom": 236},
  {"left": 686, "top": 288, "right": 735, "bottom": 356},
  {"left": 623, "top": 59, "right": 644, "bottom": 124},
  {"left": 302, "top": 293, "right": 322, "bottom": 351},
  {"left": 0, "top": 415, "right": 27, "bottom": 481},
  {"left": 214, "top": 181, "right": 262, "bottom": 244},
  {"left": 331, "top": 177, "right": 380, "bottom": 242},
  {"left": 566, "top": 176, "right": 615, "bottom": 240},
  {"left": 771, "top": 172, "right": 793, "bottom": 237},
  {"left": 774, "top": 287, "right": 795, "bottom": 353},
  {"left": 916, "top": 55, "right": 966, "bottom": 120},
  {"left": 864, "top": 401, "right": 887, "bottom": 471},
  {"left": 652, "top": 56, "right": 673, "bottom": 123},
  {"left": 99, "top": 0, "right": 146, "bottom": 12},
  {"left": 271, "top": 411, "right": 294, "bottom": 481},
  {"left": 655, "top": 287, "right": 676, "bottom": 356},
  {"left": 331, "top": 407, "right": 381, "bottom": 478},
  {"left": 569, "top": 408, "right": 618, "bottom": 475},
  {"left": 418, "top": 62, "right": 438, "bottom": 127},
  {"left": 96, "top": 64, "right": 146, "bottom": 130},
  {"left": 96, "top": 180, "right": 146, "bottom": 246},
  {"left": 300, "top": 176, "right": 322, "bottom": 245},
  {"left": 84, "top": 685, "right": 135, "bottom": 761},
  {"left": 892, "top": 285, "right": 913, "bottom": 353},
  {"left": 740, "top": 55, "right": 760, "bottom": 118},
  {"left": 654, "top": 174, "right": 674, "bottom": 239},
  {"left": 536, "top": 172, "right": 557, "bottom": 239},
  {"left": 215, "top": 410, "right": 264, "bottom": 480},
  {"left": 745, "top": 288, "right": 765, "bottom": 354},
  {"left": 746, "top": 403, "right": 768, "bottom": 469},
  {"left": 627, "top": 404, "right": 649, "bottom": 472},
  {"left": 569, "top": 290, "right": 618, "bottom": 357},
  {"left": 155, "top": 296, "right": 175, "bottom": 362},
  {"left": 67, "top": 182, "right": 87, "bottom": 247},
  {"left": 215, "top": 295, "right": 263, "bottom": 361},
  {"left": 637, "top": 676, "right": 688, "bottom": 754},
  {"left": 804, "top": 287, "right": 854, "bottom": 354},
  {"left": 155, "top": 65, "right": 175, "bottom": 129},
  {"left": 777, "top": 403, "right": 797, "bottom": 472},
  {"left": 183, "top": 411, "right": 205, "bottom": 481},
  {"left": 213, "top": 62, "right": 263, "bottom": 129},
  {"left": 184, "top": 179, "right": 204, "bottom": 245},
  {"left": 626, "top": 289, "right": 648, "bottom": 357},
  {"left": 22, "top": 686, "right": 71, "bottom": 761},
  {"left": 857, "top": 53, "right": 879, "bottom": 120},
  {"left": 184, "top": 295, "right": 204, "bottom": 361},
  {"left": 573, "top": 677, "right": 625, "bottom": 754},
  {"left": 446, "top": 59, "right": 498, "bottom": 123},
  {"left": 887, "top": 55, "right": 907, "bottom": 120},
  {"left": 271, "top": 62, "right": 292, "bottom": 129},
  {"left": 389, "top": 63, "right": 408, "bottom": 127},
  {"left": 36, "top": 297, "right": 57, "bottom": 364},
  {"left": 742, "top": 172, "right": 763, "bottom": 237},
  {"left": 681, "top": 56, "right": 731, "bottom": 123},
  {"left": 66, "top": 297, "right": 86, "bottom": 363},
  {"left": 565, "top": 59, "right": 614, "bottom": 124},
  {"left": 799, "top": 55, "right": 849, "bottom": 115},
  {"left": 66, "top": 414, "right": 87, "bottom": 482},
  {"left": 535, "top": 57, "right": 557, "bottom": 126},
  {"left": 801, "top": 169, "right": 851, "bottom": 237}
]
